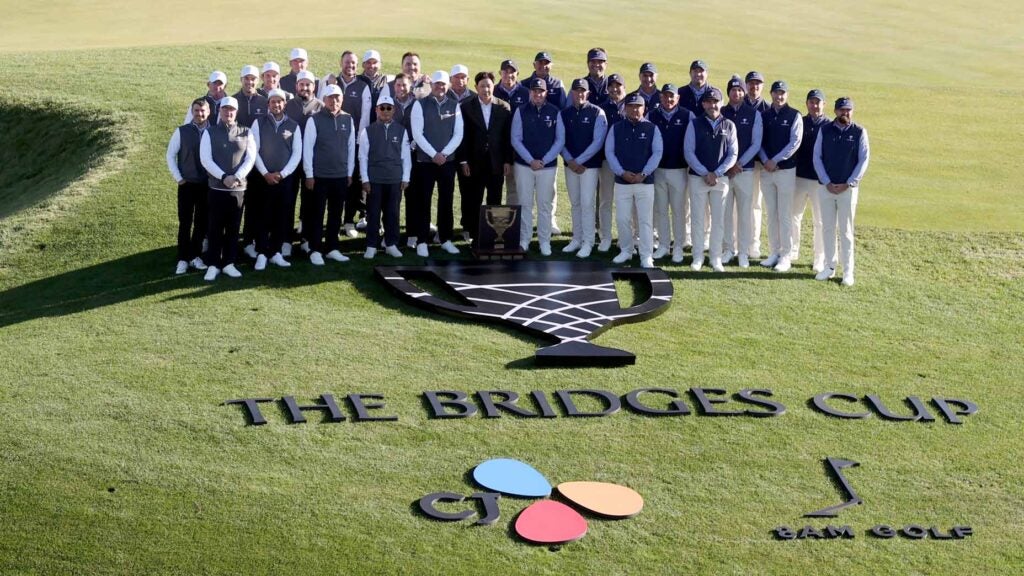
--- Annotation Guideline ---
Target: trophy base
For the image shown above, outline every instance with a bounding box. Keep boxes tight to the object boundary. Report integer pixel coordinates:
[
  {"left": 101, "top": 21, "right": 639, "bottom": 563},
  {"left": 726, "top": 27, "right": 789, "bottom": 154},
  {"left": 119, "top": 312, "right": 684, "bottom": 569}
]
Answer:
[
  {"left": 472, "top": 246, "right": 527, "bottom": 261},
  {"left": 535, "top": 341, "right": 636, "bottom": 367}
]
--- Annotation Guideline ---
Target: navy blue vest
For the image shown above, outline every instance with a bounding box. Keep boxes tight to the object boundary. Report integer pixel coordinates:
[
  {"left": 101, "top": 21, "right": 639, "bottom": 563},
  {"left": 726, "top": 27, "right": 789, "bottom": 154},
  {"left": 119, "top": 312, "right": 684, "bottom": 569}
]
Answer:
[
  {"left": 796, "top": 114, "right": 830, "bottom": 180},
  {"left": 761, "top": 104, "right": 801, "bottom": 170},
  {"left": 175, "top": 123, "right": 208, "bottom": 183},
  {"left": 745, "top": 97, "right": 770, "bottom": 114},
  {"left": 611, "top": 119, "right": 657, "bottom": 184},
  {"left": 522, "top": 73, "right": 566, "bottom": 109},
  {"left": 495, "top": 83, "right": 529, "bottom": 113},
  {"left": 648, "top": 107, "right": 689, "bottom": 169},
  {"left": 688, "top": 116, "right": 735, "bottom": 177},
  {"left": 600, "top": 100, "right": 624, "bottom": 129},
  {"left": 818, "top": 122, "right": 864, "bottom": 185},
  {"left": 722, "top": 103, "right": 758, "bottom": 170},
  {"left": 515, "top": 103, "right": 561, "bottom": 168},
  {"left": 561, "top": 102, "right": 605, "bottom": 169},
  {"left": 677, "top": 84, "right": 706, "bottom": 116},
  {"left": 586, "top": 75, "right": 609, "bottom": 106}
]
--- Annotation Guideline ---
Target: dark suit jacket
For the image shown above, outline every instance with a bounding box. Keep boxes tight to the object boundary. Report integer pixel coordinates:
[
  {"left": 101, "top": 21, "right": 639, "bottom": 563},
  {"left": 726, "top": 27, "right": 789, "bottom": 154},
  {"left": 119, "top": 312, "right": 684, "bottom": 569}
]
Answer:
[{"left": 458, "top": 97, "right": 513, "bottom": 175}]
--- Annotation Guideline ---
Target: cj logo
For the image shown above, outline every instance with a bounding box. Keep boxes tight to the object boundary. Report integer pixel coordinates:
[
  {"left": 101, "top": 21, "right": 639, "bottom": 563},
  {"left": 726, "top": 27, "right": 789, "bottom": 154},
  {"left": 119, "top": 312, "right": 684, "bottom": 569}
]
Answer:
[{"left": 418, "top": 458, "right": 643, "bottom": 545}]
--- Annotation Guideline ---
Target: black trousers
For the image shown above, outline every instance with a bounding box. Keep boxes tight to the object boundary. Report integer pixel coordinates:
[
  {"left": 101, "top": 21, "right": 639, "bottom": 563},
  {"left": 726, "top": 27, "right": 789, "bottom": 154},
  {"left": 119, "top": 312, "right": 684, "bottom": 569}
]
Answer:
[
  {"left": 297, "top": 174, "right": 310, "bottom": 241},
  {"left": 176, "top": 181, "right": 207, "bottom": 261},
  {"left": 405, "top": 163, "right": 423, "bottom": 242},
  {"left": 366, "top": 182, "right": 402, "bottom": 249},
  {"left": 343, "top": 167, "right": 365, "bottom": 226},
  {"left": 204, "top": 188, "right": 243, "bottom": 268},
  {"left": 413, "top": 161, "right": 456, "bottom": 243},
  {"left": 240, "top": 167, "right": 261, "bottom": 245},
  {"left": 249, "top": 175, "right": 295, "bottom": 256},
  {"left": 308, "top": 177, "right": 348, "bottom": 253},
  {"left": 460, "top": 167, "right": 505, "bottom": 240}
]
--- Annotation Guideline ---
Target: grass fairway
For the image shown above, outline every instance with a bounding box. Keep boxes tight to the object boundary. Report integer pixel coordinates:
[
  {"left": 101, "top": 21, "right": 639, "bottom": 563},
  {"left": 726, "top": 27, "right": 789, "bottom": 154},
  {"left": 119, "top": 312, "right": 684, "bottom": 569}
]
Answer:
[{"left": 1, "top": 1, "right": 1023, "bottom": 574}]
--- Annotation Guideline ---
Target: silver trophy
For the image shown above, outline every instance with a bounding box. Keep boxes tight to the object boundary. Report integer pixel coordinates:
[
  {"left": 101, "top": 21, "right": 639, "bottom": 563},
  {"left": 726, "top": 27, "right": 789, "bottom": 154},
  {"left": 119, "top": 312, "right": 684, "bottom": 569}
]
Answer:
[{"left": 376, "top": 260, "right": 673, "bottom": 366}]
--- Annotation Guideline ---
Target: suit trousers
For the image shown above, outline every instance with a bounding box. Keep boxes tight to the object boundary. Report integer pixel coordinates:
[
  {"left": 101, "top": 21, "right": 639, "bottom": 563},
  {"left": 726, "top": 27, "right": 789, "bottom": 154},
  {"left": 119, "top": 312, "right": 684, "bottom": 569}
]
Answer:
[
  {"left": 515, "top": 164, "right": 557, "bottom": 249},
  {"left": 818, "top": 185, "right": 858, "bottom": 275},
  {"left": 461, "top": 167, "right": 505, "bottom": 240}
]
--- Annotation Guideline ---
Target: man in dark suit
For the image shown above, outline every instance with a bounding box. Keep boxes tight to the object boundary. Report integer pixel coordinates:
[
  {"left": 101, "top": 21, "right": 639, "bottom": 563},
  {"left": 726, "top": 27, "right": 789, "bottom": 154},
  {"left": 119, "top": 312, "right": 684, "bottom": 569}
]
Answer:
[{"left": 458, "top": 71, "right": 513, "bottom": 244}]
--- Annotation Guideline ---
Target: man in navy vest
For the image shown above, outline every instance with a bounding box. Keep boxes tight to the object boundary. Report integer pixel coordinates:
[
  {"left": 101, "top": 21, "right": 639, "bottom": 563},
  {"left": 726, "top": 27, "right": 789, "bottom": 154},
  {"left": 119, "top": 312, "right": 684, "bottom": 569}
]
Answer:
[
  {"left": 281, "top": 48, "right": 317, "bottom": 96},
  {"left": 744, "top": 70, "right": 770, "bottom": 258},
  {"left": 758, "top": 80, "right": 803, "bottom": 272},
  {"left": 283, "top": 70, "right": 322, "bottom": 257},
  {"left": 236, "top": 65, "right": 270, "bottom": 261},
  {"left": 597, "top": 73, "right": 626, "bottom": 252},
  {"left": 410, "top": 70, "right": 464, "bottom": 257},
  {"left": 648, "top": 83, "right": 694, "bottom": 264},
  {"left": 560, "top": 78, "right": 608, "bottom": 258},
  {"left": 813, "top": 97, "right": 869, "bottom": 286},
  {"left": 511, "top": 77, "right": 565, "bottom": 255},
  {"left": 258, "top": 62, "right": 287, "bottom": 98},
  {"left": 632, "top": 63, "right": 660, "bottom": 110},
  {"left": 585, "top": 48, "right": 609, "bottom": 106},
  {"left": 458, "top": 71, "right": 513, "bottom": 244},
  {"left": 251, "top": 89, "right": 302, "bottom": 270},
  {"left": 605, "top": 93, "right": 663, "bottom": 268},
  {"left": 198, "top": 96, "right": 257, "bottom": 281},
  {"left": 358, "top": 94, "right": 411, "bottom": 259},
  {"left": 494, "top": 59, "right": 528, "bottom": 206},
  {"left": 521, "top": 52, "right": 565, "bottom": 236},
  {"left": 678, "top": 60, "right": 709, "bottom": 116},
  {"left": 683, "top": 87, "right": 738, "bottom": 272},
  {"left": 166, "top": 98, "right": 211, "bottom": 274},
  {"left": 721, "top": 75, "right": 763, "bottom": 268},
  {"left": 302, "top": 84, "right": 355, "bottom": 266},
  {"left": 793, "top": 89, "right": 830, "bottom": 273}
]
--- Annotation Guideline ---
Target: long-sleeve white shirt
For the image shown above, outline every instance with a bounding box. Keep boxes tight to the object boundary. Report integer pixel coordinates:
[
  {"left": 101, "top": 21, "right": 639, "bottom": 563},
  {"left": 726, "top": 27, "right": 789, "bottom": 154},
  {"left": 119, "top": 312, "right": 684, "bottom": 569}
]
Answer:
[
  {"left": 198, "top": 127, "right": 257, "bottom": 190},
  {"left": 410, "top": 98, "right": 464, "bottom": 159},
  {"left": 358, "top": 124, "right": 412, "bottom": 183},
  {"left": 165, "top": 122, "right": 208, "bottom": 182},
  {"left": 250, "top": 115, "right": 302, "bottom": 178},
  {"left": 302, "top": 114, "right": 356, "bottom": 179}
]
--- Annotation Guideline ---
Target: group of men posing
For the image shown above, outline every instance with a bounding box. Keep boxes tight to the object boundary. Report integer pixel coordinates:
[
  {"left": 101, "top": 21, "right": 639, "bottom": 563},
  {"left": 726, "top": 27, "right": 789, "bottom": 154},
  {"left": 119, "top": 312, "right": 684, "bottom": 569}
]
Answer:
[{"left": 167, "top": 47, "right": 869, "bottom": 285}]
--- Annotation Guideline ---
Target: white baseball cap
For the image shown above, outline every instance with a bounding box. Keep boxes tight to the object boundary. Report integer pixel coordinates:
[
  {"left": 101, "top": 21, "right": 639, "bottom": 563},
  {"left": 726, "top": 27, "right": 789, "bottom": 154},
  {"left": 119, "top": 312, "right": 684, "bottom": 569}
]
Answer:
[
  {"left": 377, "top": 94, "right": 395, "bottom": 106},
  {"left": 322, "top": 84, "right": 343, "bottom": 98},
  {"left": 262, "top": 61, "right": 281, "bottom": 74},
  {"left": 296, "top": 70, "right": 316, "bottom": 83},
  {"left": 219, "top": 96, "right": 239, "bottom": 109},
  {"left": 450, "top": 64, "right": 469, "bottom": 77},
  {"left": 240, "top": 65, "right": 259, "bottom": 78},
  {"left": 363, "top": 49, "right": 381, "bottom": 63},
  {"left": 290, "top": 48, "right": 308, "bottom": 61},
  {"left": 431, "top": 70, "right": 450, "bottom": 84},
  {"left": 267, "top": 89, "right": 288, "bottom": 101},
  {"left": 208, "top": 70, "right": 227, "bottom": 85}
]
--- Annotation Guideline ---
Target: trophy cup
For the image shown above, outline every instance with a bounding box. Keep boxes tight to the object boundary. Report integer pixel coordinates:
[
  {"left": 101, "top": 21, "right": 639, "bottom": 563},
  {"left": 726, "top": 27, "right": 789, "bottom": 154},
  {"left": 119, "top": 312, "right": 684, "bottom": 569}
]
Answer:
[
  {"left": 473, "top": 205, "right": 526, "bottom": 260},
  {"left": 376, "top": 260, "right": 673, "bottom": 366}
]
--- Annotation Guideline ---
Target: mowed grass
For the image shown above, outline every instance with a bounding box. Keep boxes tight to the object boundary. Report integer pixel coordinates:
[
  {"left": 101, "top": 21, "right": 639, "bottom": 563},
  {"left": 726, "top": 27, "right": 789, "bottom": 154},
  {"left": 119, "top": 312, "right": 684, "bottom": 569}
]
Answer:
[{"left": 1, "top": 1, "right": 1023, "bottom": 574}]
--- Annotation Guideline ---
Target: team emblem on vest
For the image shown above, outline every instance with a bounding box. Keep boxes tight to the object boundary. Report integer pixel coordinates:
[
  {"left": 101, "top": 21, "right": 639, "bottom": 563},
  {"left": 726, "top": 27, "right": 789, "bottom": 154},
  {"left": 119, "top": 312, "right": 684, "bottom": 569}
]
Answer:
[
  {"left": 638, "top": 132, "right": 648, "bottom": 140},
  {"left": 782, "top": 120, "right": 789, "bottom": 126},
  {"left": 281, "top": 130, "right": 293, "bottom": 139},
  {"left": 544, "top": 115, "right": 553, "bottom": 127},
  {"left": 582, "top": 116, "right": 591, "bottom": 124}
]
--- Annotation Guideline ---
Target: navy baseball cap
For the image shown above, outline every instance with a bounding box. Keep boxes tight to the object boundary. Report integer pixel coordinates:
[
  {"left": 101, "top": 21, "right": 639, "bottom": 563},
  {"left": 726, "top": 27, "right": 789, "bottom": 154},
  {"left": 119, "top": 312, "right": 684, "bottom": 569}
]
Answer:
[
  {"left": 624, "top": 93, "right": 645, "bottom": 106},
  {"left": 500, "top": 59, "right": 518, "bottom": 72},
  {"left": 571, "top": 78, "right": 590, "bottom": 91},
  {"left": 534, "top": 51, "right": 552, "bottom": 63},
  {"left": 607, "top": 73, "right": 625, "bottom": 86},
  {"left": 701, "top": 87, "right": 723, "bottom": 101},
  {"left": 587, "top": 48, "right": 607, "bottom": 61},
  {"left": 727, "top": 75, "right": 744, "bottom": 92},
  {"left": 806, "top": 89, "right": 825, "bottom": 101},
  {"left": 640, "top": 62, "right": 657, "bottom": 74},
  {"left": 835, "top": 97, "right": 854, "bottom": 110},
  {"left": 528, "top": 77, "right": 548, "bottom": 91},
  {"left": 745, "top": 71, "right": 764, "bottom": 83},
  {"left": 660, "top": 83, "right": 678, "bottom": 94},
  {"left": 771, "top": 80, "right": 789, "bottom": 93},
  {"left": 690, "top": 59, "right": 708, "bottom": 71}
]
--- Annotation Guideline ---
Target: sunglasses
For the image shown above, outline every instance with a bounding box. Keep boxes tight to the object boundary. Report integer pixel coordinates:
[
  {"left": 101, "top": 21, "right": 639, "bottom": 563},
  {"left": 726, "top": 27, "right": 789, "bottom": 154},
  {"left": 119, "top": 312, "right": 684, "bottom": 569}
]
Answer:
[{"left": 378, "top": 105, "right": 394, "bottom": 111}]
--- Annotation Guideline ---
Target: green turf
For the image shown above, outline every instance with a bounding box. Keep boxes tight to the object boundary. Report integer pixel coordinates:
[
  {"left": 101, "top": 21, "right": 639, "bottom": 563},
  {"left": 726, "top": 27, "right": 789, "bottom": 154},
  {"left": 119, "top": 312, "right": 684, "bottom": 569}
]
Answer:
[{"left": 1, "top": 1, "right": 1023, "bottom": 573}]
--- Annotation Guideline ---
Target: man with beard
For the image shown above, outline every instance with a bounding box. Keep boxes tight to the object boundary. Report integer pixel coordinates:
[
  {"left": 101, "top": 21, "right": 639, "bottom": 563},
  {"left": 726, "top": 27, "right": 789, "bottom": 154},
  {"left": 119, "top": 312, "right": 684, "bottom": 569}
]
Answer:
[
  {"left": 648, "top": 83, "right": 694, "bottom": 264},
  {"left": 251, "top": 89, "right": 302, "bottom": 269},
  {"left": 683, "top": 87, "right": 738, "bottom": 272},
  {"left": 410, "top": 70, "right": 464, "bottom": 256},
  {"left": 813, "top": 97, "right": 869, "bottom": 286},
  {"left": 720, "top": 75, "right": 762, "bottom": 268},
  {"left": 167, "top": 98, "right": 211, "bottom": 274},
  {"left": 357, "top": 49, "right": 389, "bottom": 109},
  {"left": 184, "top": 70, "right": 226, "bottom": 124},
  {"left": 757, "top": 80, "right": 803, "bottom": 272},
  {"left": 284, "top": 70, "right": 323, "bottom": 256},
  {"left": 584, "top": 48, "right": 609, "bottom": 105},
  {"left": 559, "top": 78, "right": 607, "bottom": 258},
  {"left": 605, "top": 93, "right": 662, "bottom": 268},
  {"left": 793, "top": 89, "right": 830, "bottom": 272},
  {"left": 678, "top": 60, "right": 709, "bottom": 116},
  {"left": 302, "top": 84, "right": 355, "bottom": 266},
  {"left": 458, "top": 71, "right": 512, "bottom": 244},
  {"left": 199, "top": 97, "right": 257, "bottom": 281},
  {"left": 391, "top": 52, "right": 431, "bottom": 101},
  {"left": 597, "top": 72, "right": 626, "bottom": 252}
]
